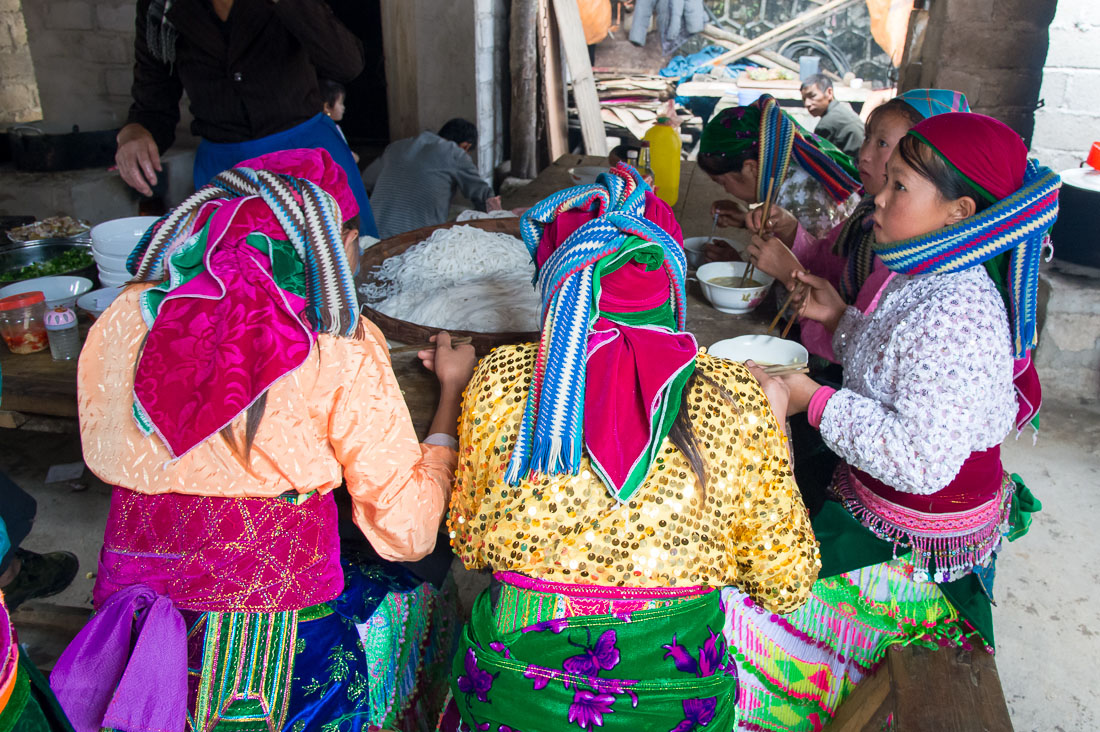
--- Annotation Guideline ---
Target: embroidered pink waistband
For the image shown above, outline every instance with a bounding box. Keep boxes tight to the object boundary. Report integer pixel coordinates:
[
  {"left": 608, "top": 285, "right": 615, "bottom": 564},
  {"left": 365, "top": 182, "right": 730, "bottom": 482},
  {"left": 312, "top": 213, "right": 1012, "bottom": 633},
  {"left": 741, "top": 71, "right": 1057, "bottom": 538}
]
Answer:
[
  {"left": 836, "top": 465, "right": 1013, "bottom": 583},
  {"left": 494, "top": 571, "right": 710, "bottom": 599},
  {"left": 94, "top": 486, "right": 343, "bottom": 613}
]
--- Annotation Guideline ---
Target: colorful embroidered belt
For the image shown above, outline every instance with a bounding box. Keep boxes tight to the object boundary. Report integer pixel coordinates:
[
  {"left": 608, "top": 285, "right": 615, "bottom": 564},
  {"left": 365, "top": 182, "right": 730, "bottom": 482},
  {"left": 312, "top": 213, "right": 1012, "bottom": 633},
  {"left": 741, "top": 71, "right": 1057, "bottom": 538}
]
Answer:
[
  {"left": 835, "top": 460, "right": 1013, "bottom": 584},
  {"left": 492, "top": 572, "right": 711, "bottom": 636},
  {"left": 452, "top": 586, "right": 737, "bottom": 732},
  {"left": 94, "top": 486, "right": 343, "bottom": 613},
  {"left": 851, "top": 446, "right": 1004, "bottom": 514}
]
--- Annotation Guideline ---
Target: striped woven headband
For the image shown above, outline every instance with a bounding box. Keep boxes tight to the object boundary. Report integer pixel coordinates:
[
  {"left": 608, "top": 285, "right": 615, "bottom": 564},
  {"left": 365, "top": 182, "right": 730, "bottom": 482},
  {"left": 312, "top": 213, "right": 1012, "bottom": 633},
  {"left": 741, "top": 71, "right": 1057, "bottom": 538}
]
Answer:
[
  {"left": 874, "top": 159, "right": 1060, "bottom": 357},
  {"left": 756, "top": 95, "right": 862, "bottom": 204},
  {"left": 127, "top": 166, "right": 360, "bottom": 337}
]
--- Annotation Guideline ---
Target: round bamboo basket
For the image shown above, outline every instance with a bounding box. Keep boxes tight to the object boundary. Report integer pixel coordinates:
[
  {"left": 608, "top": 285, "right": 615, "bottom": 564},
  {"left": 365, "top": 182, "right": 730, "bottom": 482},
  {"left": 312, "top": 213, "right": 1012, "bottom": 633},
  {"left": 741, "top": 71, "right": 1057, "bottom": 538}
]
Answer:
[{"left": 357, "top": 218, "right": 540, "bottom": 353}]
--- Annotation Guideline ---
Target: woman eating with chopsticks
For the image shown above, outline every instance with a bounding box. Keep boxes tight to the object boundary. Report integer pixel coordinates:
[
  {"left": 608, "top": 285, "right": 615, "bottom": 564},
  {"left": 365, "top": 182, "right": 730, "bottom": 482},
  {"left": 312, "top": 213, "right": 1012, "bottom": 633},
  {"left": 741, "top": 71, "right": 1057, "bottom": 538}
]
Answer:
[
  {"left": 744, "top": 89, "right": 971, "bottom": 363},
  {"left": 438, "top": 164, "right": 820, "bottom": 732},
  {"left": 722, "top": 113, "right": 1056, "bottom": 731},
  {"left": 51, "top": 149, "right": 475, "bottom": 732},
  {"left": 698, "top": 94, "right": 863, "bottom": 254}
]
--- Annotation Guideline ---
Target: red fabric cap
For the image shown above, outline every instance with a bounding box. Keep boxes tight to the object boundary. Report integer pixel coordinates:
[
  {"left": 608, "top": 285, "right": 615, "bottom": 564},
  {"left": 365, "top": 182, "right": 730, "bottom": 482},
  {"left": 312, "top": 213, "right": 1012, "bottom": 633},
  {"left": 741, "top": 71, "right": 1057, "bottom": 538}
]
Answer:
[
  {"left": 909, "top": 113, "right": 1027, "bottom": 200},
  {"left": 535, "top": 191, "right": 683, "bottom": 313},
  {"left": 233, "top": 148, "right": 359, "bottom": 223}
]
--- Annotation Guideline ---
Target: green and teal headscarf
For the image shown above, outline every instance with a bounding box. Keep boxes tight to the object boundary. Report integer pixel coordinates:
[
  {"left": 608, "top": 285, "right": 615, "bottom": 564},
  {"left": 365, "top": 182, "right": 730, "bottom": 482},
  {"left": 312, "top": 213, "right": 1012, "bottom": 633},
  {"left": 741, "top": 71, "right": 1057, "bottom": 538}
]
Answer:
[{"left": 700, "top": 94, "right": 861, "bottom": 204}]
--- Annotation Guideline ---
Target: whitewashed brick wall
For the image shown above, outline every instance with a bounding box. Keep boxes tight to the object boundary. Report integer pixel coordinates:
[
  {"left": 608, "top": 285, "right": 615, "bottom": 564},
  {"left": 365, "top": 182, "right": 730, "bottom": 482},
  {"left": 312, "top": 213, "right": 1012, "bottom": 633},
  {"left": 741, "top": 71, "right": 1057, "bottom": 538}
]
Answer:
[{"left": 1032, "top": 0, "right": 1100, "bottom": 171}]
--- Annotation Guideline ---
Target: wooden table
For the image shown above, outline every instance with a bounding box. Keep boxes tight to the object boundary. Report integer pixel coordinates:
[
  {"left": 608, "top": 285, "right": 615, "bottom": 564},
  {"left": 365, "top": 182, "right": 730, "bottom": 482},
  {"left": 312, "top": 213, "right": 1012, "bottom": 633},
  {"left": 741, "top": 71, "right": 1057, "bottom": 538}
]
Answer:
[
  {"left": 0, "top": 324, "right": 86, "bottom": 421},
  {"left": 390, "top": 154, "right": 776, "bottom": 437}
]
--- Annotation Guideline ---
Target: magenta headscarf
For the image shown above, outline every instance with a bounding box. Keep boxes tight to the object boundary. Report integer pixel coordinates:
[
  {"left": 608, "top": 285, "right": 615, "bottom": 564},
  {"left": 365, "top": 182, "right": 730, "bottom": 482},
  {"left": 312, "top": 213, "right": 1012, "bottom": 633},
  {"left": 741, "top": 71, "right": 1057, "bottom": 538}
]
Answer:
[{"left": 128, "top": 148, "right": 361, "bottom": 459}]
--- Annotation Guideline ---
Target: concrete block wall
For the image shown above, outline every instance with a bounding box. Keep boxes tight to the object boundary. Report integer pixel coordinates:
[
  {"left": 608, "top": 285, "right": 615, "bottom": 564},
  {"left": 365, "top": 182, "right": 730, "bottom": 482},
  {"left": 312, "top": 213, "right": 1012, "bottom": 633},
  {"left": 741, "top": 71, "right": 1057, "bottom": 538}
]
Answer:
[
  {"left": 1031, "top": 0, "right": 1100, "bottom": 171},
  {"left": 0, "top": 0, "right": 42, "bottom": 124},
  {"left": 1035, "top": 264, "right": 1100, "bottom": 404}
]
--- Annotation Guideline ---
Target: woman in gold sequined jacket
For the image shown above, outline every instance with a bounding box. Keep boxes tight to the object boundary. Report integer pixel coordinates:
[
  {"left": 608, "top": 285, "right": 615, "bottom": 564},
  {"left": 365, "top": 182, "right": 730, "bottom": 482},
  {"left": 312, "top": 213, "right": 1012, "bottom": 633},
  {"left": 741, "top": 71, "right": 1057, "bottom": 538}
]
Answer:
[{"left": 437, "top": 166, "right": 820, "bottom": 732}]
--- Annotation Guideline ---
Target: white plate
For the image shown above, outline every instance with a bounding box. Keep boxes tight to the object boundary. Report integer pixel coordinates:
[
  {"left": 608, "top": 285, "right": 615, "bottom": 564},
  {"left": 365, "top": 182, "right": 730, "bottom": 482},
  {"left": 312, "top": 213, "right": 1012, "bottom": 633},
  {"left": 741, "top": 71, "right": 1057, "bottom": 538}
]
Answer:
[
  {"left": 76, "top": 286, "right": 125, "bottom": 317},
  {"left": 709, "top": 334, "right": 808, "bottom": 366}
]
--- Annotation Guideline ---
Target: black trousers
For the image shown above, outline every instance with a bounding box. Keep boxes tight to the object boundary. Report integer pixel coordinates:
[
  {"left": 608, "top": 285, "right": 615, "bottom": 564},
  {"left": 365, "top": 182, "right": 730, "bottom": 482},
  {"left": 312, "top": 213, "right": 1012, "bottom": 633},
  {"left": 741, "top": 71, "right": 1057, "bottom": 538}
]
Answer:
[{"left": 0, "top": 470, "right": 36, "bottom": 574}]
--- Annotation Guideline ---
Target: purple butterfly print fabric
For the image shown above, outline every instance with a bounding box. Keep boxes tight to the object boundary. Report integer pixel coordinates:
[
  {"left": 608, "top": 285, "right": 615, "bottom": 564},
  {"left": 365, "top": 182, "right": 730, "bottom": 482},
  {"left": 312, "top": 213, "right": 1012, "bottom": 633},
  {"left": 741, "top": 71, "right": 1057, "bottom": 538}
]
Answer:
[{"left": 443, "top": 585, "right": 739, "bottom": 732}]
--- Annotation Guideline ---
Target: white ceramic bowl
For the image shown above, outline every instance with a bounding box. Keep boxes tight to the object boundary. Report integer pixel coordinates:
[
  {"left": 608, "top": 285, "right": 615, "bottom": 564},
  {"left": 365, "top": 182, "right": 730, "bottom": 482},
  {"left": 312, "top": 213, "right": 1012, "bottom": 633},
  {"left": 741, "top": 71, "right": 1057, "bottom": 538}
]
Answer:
[
  {"left": 90, "top": 216, "right": 159, "bottom": 257},
  {"left": 709, "top": 334, "right": 809, "bottom": 367},
  {"left": 696, "top": 261, "right": 773, "bottom": 314},
  {"left": 681, "top": 237, "right": 709, "bottom": 269},
  {"left": 0, "top": 275, "right": 93, "bottom": 309},
  {"left": 77, "top": 286, "right": 125, "bottom": 318},
  {"left": 568, "top": 166, "right": 607, "bottom": 186},
  {"left": 97, "top": 270, "right": 131, "bottom": 288},
  {"left": 92, "top": 249, "right": 132, "bottom": 273}
]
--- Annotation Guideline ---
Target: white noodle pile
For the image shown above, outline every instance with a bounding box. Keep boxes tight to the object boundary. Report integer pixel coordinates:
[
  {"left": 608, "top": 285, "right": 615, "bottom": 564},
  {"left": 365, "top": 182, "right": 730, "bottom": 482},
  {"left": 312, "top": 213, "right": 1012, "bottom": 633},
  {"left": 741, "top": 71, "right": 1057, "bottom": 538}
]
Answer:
[{"left": 359, "top": 225, "right": 540, "bottom": 332}]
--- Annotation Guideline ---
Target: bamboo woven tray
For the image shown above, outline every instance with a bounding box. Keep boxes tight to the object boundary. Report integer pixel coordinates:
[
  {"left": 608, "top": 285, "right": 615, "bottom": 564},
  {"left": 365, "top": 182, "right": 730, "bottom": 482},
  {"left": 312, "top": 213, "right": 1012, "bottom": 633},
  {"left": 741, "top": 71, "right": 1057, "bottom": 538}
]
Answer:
[{"left": 357, "top": 218, "right": 540, "bottom": 354}]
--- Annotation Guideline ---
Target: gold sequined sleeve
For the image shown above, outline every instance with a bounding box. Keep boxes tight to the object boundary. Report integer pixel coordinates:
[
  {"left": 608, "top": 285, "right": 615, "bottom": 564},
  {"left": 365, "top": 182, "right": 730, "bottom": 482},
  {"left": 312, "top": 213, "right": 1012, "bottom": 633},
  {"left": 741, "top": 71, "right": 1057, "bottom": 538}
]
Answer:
[
  {"left": 711, "top": 359, "right": 820, "bottom": 614},
  {"left": 449, "top": 344, "right": 527, "bottom": 570},
  {"left": 329, "top": 319, "right": 456, "bottom": 563}
]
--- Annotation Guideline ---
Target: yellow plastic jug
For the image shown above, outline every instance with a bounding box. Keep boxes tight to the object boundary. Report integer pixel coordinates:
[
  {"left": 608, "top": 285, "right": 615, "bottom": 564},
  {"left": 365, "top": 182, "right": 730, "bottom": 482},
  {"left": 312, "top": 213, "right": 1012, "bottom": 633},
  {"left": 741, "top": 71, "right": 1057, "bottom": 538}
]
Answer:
[{"left": 643, "top": 117, "right": 682, "bottom": 205}]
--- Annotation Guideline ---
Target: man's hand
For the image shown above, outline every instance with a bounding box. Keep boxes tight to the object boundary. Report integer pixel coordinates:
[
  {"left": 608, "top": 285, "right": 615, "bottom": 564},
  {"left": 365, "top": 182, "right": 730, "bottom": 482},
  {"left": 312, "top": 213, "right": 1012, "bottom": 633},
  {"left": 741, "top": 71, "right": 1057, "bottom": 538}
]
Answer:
[
  {"left": 115, "top": 123, "right": 162, "bottom": 197},
  {"left": 485, "top": 196, "right": 503, "bottom": 212}
]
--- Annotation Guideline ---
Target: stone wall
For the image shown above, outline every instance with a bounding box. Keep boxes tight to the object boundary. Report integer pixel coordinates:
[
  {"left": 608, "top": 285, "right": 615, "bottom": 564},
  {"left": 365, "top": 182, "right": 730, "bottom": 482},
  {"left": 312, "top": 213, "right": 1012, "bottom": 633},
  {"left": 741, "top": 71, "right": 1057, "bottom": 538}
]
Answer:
[
  {"left": 0, "top": 0, "right": 41, "bottom": 124},
  {"left": 900, "top": 0, "right": 1057, "bottom": 146},
  {"left": 1031, "top": 0, "right": 1100, "bottom": 171}
]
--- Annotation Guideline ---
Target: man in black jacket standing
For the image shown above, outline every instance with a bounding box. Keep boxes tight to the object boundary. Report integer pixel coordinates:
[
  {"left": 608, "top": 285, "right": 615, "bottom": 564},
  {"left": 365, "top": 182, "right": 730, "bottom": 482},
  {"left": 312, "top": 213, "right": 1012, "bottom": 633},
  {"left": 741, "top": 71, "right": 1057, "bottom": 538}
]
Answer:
[{"left": 115, "top": 0, "right": 377, "bottom": 235}]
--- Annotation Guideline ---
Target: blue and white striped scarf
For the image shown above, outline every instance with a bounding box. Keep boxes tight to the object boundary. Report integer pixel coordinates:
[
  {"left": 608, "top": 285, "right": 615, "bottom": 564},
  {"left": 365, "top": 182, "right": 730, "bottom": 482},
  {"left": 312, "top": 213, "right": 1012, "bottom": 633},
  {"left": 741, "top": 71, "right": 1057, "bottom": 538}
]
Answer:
[{"left": 504, "top": 166, "right": 688, "bottom": 487}]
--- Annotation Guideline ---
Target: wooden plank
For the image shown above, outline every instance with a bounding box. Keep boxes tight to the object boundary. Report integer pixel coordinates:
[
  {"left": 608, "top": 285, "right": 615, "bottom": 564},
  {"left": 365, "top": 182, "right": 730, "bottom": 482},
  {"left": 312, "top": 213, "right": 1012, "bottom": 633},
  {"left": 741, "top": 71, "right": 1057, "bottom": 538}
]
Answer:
[
  {"left": 889, "top": 644, "right": 1013, "bottom": 731},
  {"left": 0, "top": 343, "right": 79, "bottom": 418},
  {"left": 823, "top": 662, "right": 892, "bottom": 731},
  {"left": 380, "top": 0, "right": 419, "bottom": 141},
  {"left": 705, "top": 0, "right": 863, "bottom": 68},
  {"left": 701, "top": 23, "right": 801, "bottom": 72},
  {"left": 537, "top": 0, "right": 568, "bottom": 163},
  {"left": 510, "top": 0, "right": 540, "bottom": 179},
  {"left": 550, "top": 0, "right": 608, "bottom": 156}
]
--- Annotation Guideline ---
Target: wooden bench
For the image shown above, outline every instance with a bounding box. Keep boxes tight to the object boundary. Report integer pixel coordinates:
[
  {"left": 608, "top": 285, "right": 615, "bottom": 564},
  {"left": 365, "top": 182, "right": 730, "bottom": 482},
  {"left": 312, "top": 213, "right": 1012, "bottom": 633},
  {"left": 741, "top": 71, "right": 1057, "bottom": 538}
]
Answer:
[{"left": 825, "top": 643, "right": 1013, "bottom": 731}]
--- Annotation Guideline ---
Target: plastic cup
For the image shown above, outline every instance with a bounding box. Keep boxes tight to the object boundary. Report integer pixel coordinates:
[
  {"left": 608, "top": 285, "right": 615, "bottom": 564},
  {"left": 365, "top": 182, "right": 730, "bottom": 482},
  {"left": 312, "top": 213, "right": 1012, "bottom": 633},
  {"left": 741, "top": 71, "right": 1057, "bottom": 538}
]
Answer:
[{"left": 1086, "top": 142, "right": 1100, "bottom": 171}]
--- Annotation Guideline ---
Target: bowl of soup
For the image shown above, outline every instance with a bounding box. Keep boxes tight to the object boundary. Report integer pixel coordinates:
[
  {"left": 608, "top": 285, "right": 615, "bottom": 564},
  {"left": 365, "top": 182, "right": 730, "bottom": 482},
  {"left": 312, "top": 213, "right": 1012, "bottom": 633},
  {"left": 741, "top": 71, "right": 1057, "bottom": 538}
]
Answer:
[{"left": 696, "top": 261, "right": 773, "bottom": 314}]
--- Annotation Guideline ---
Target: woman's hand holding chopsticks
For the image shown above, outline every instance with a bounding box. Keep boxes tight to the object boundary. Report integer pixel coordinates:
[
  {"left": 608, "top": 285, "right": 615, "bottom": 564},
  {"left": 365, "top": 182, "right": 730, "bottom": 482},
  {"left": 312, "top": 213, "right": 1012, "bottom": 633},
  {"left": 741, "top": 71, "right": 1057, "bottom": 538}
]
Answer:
[
  {"left": 747, "top": 234, "right": 802, "bottom": 289},
  {"left": 787, "top": 270, "right": 847, "bottom": 334},
  {"left": 744, "top": 203, "right": 798, "bottom": 246}
]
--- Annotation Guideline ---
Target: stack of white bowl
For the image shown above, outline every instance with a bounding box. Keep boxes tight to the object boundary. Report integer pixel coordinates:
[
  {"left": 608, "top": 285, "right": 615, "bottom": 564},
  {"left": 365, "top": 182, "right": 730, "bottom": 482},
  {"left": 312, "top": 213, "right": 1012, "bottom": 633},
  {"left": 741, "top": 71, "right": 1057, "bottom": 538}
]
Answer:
[{"left": 89, "top": 216, "right": 159, "bottom": 288}]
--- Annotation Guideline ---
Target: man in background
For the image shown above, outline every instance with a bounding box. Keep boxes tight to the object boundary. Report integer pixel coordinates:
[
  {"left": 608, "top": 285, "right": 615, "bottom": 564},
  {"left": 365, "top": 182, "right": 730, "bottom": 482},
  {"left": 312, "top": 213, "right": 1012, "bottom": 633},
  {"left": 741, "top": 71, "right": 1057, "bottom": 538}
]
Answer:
[
  {"left": 801, "top": 73, "right": 864, "bottom": 159},
  {"left": 363, "top": 119, "right": 501, "bottom": 240}
]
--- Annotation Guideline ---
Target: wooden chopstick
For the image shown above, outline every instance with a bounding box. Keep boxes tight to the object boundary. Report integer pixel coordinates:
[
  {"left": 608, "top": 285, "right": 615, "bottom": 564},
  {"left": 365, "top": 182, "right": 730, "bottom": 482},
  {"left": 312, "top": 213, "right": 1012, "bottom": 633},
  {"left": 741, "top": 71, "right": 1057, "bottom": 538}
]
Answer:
[
  {"left": 389, "top": 336, "right": 473, "bottom": 354},
  {"left": 740, "top": 177, "right": 776, "bottom": 287},
  {"left": 767, "top": 283, "right": 801, "bottom": 334},
  {"left": 761, "top": 364, "right": 809, "bottom": 376},
  {"left": 780, "top": 309, "right": 798, "bottom": 339}
]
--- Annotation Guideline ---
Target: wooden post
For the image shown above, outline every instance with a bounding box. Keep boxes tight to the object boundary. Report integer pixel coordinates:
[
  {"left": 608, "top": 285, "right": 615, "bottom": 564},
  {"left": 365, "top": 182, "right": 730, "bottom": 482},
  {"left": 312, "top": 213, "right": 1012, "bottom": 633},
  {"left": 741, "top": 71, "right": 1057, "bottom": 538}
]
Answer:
[
  {"left": 550, "top": 0, "right": 608, "bottom": 156},
  {"left": 510, "top": 0, "right": 539, "bottom": 178},
  {"left": 380, "top": 0, "right": 419, "bottom": 141},
  {"left": 537, "top": 0, "right": 568, "bottom": 163}
]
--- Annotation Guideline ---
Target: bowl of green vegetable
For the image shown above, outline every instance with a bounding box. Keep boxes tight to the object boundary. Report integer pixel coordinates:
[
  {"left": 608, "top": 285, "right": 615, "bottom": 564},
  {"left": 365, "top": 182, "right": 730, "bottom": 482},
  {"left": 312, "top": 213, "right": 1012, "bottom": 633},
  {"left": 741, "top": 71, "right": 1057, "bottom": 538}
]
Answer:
[{"left": 0, "top": 240, "right": 97, "bottom": 284}]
